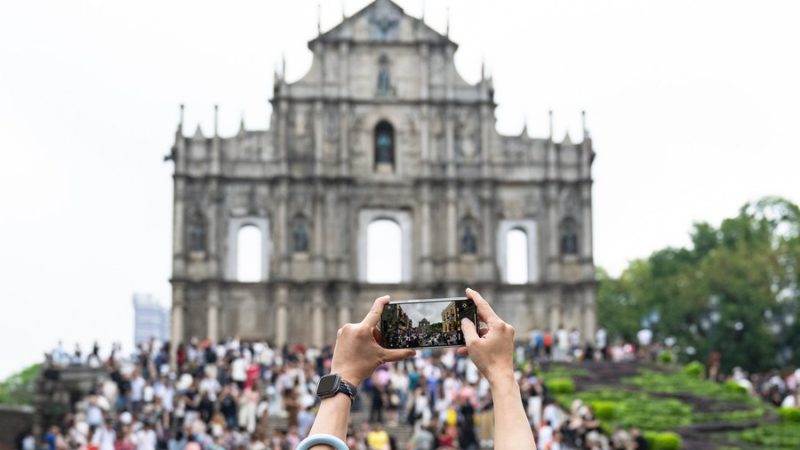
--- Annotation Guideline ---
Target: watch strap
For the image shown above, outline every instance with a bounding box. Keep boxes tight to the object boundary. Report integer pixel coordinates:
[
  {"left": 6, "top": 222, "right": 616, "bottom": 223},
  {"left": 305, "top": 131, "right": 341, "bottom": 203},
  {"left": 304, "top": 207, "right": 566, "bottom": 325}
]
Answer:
[{"left": 338, "top": 378, "right": 357, "bottom": 400}]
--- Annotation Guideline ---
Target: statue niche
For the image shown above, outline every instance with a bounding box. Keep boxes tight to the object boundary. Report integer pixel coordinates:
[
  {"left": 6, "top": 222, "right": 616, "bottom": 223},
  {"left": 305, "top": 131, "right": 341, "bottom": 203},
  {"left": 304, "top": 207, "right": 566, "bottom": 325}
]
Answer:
[
  {"left": 560, "top": 218, "right": 579, "bottom": 255},
  {"left": 291, "top": 217, "right": 310, "bottom": 253},
  {"left": 188, "top": 210, "right": 206, "bottom": 252},
  {"left": 377, "top": 54, "right": 392, "bottom": 96}
]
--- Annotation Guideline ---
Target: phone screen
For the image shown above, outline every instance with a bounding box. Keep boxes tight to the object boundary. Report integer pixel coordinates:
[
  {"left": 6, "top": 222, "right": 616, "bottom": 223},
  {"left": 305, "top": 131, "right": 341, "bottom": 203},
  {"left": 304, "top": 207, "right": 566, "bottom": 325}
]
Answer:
[{"left": 380, "top": 297, "right": 478, "bottom": 349}]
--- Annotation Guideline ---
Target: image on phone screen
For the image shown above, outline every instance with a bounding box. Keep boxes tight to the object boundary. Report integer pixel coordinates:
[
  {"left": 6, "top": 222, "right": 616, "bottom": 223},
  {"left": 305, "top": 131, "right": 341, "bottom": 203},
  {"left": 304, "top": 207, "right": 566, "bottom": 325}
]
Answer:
[{"left": 380, "top": 297, "right": 478, "bottom": 349}]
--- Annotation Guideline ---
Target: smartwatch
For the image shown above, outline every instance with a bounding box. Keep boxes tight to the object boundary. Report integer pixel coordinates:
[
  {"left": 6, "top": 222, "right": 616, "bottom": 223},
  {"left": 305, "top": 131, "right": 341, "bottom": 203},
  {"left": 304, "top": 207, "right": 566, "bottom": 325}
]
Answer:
[{"left": 316, "top": 373, "right": 357, "bottom": 401}]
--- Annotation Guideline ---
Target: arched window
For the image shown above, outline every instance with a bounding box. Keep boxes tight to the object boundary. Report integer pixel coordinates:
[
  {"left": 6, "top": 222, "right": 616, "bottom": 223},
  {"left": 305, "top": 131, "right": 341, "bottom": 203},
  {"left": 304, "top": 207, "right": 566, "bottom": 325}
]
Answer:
[
  {"left": 291, "top": 216, "right": 310, "bottom": 253},
  {"left": 366, "top": 219, "right": 402, "bottom": 283},
  {"left": 560, "top": 218, "right": 579, "bottom": 255},
  {"left": 237, "top": 225, "right": 262, "bottom": 282},
  {"left": 506, "top": 228, "right": 529, "bottom": 284},
  {"left": 374, "top": 121, "right": 395, "bottom": 169}
]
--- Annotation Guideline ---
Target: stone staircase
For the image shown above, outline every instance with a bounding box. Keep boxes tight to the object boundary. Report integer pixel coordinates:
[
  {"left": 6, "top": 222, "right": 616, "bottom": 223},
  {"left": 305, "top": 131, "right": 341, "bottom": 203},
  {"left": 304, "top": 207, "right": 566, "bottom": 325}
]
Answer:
[{"left": 263, "top": 393, "right": 415, "bottom": 446}]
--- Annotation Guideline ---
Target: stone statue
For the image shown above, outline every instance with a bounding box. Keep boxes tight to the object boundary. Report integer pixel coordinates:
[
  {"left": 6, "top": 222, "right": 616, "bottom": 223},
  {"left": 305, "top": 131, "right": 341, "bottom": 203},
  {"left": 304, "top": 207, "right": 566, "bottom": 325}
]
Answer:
[
  {"left": 189, "top": 212, "right": 205, "bottom": 252},
  {"left": 461, "top": 225, "right": 477, "bottom": 254},
  {"left": 293, "top": 222, "right": 309, "bottom": 253},
  {"left": 561, "top": 220, "right": 578, "bottom": 255},
  {"left": 377, "top": 55, "right": 391, "bottom": 96}
]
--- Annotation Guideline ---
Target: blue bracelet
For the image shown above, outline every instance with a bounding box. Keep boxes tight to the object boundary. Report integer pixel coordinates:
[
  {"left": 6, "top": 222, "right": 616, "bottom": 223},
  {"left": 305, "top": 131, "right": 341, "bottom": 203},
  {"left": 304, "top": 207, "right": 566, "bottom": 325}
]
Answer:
[{"left": 296, "top": 433, "right": 349, "bottom": 450}]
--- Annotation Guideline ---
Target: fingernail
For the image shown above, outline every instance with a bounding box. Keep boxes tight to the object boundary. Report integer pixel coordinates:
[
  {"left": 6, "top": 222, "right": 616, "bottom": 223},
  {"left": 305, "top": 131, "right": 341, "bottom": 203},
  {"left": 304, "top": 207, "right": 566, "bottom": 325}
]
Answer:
[{"left": 466, "top": 287, "right": 473, "bottom": 293}]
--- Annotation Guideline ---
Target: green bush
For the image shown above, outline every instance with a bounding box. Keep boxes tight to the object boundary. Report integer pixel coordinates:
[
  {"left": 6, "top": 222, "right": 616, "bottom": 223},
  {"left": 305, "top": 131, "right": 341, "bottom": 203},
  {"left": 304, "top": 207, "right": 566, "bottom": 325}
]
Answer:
[
  {"left": 546, "top": 378, "right": 575, "bottom": 394},
  {"left": 778, "top": 406, "right": 800, "bottom": 423},
  {"left": 651, "top": 432, "right": 682, "bottom": 450},
  {"left": 591, "top": 400, "right": 616, "bottom": 421},
  {"left": 723, "top": 380, "right": 747, "bottom": 395},
  {"left": 683, "top": 361, "right": 704, "bottom": 378},
  {"left": 658, "top": 350, "right": 673, "bottom": 364}
]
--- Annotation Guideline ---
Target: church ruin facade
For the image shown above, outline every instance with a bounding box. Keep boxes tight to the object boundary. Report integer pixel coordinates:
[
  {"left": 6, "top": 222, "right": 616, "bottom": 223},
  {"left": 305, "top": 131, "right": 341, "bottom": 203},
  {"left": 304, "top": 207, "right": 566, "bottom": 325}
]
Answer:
[{"left": 167, "top": 0, "right": 597, "bottom": 348}]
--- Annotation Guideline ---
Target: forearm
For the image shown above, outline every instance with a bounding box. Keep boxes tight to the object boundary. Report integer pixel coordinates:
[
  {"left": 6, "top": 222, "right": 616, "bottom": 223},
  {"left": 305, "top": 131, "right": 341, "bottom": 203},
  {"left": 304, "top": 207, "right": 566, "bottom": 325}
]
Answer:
[
  {"left": 307, "top": 394, "right": 351, "bottom": 449},
  {"left": 490, "top": 375, "right": 536, "bottom": 450}
]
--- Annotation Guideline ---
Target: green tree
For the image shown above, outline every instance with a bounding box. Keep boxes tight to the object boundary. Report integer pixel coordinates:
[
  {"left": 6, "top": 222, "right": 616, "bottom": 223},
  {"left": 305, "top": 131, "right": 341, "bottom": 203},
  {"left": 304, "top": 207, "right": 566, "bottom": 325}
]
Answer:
[
  {"left": 598, "top": 197, "right": 800, "bottom": 372},
  {"left": 0, "top": 363, "right": 40, "bottom": 406}
]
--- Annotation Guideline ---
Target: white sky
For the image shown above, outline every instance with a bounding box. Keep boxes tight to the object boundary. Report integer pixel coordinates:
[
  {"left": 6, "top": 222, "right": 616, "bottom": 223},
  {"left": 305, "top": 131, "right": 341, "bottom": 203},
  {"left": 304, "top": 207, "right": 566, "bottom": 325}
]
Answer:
[{"left": 1, "top": 0, "right": 798, "bottom": 378}]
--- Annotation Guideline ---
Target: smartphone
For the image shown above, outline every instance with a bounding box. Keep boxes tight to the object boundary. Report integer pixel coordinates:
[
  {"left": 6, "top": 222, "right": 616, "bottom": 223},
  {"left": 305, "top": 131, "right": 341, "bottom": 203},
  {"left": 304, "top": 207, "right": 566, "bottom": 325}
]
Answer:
[{"left": 380, "top": 297, "right": 478, "bottom": 349}]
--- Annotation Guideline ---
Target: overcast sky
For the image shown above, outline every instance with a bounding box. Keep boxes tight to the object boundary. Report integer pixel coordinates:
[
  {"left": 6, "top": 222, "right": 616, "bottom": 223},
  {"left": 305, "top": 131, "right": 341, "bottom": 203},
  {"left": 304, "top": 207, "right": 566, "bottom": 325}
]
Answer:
[{"left": 1, "top": 0, "right": 798, "bottom": 378}]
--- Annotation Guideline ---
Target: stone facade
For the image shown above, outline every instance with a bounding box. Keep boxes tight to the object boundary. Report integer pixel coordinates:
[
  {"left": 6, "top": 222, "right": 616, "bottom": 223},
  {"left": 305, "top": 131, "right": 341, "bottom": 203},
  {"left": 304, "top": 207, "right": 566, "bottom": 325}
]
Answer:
[{"left": 167, "top": 0, "right": 597, "bottom": 348}]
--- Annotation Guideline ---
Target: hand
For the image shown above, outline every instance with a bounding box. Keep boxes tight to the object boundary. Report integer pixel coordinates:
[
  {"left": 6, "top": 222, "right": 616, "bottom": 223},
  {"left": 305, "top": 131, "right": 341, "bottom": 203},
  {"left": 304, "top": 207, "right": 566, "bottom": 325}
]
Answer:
[
  {"left": 458, "top": 288, "right": 515, "bottom": 385},
  {"left": 330, "top": 295, "right": 415, "bottom": 386}
]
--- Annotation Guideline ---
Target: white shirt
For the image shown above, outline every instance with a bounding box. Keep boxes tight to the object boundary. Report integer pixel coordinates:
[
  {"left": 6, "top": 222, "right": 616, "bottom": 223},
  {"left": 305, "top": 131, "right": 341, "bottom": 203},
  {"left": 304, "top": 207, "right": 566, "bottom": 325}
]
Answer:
[
  {"left": 92, "top": 427, "right": 116, "bottom": 450},
  {"left": 135, "top": 429, "right": 157, "bottom": 450},
  {"left": 131, "top": 376, "right": 145, "bottom": 402}
]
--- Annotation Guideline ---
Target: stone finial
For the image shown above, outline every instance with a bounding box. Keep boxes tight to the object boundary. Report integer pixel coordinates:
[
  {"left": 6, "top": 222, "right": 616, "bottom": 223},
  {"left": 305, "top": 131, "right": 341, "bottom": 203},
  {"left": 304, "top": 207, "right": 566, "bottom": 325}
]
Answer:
[
  {"left": 193, "top": 124, "right": 204, "bottom": 139},
  {"left": 317, "top": 3, "right": 322, "bottom": 35},
  {"left": 446, "top": 6, "right": 450, "bottom": 36},
  {"left": 178, "top": 104, "right": 185, "bottom": 133},
  {"left": 213, "top": 104, "right": 219, "bottom": 137},
  {"left": 562, "top": 131, "right": 573, "bottom": 145},
  {"left": 582, "top": 110, "right": 590, "bottom": 139},
  {"left": 238, "top": 113, "right": 246, "bottom": 136},
  {"left": 548, "top": 110, "right": 554, "bottom": 141}
]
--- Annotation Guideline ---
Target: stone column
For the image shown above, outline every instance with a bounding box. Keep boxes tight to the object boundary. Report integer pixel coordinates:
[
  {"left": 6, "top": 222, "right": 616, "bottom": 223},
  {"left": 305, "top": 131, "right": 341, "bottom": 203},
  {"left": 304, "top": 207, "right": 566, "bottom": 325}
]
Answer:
[
  {"left": 170, "top": 284, "right": 185, "bottom": 367},
  {"left": 338, "top": 42, "right": 350, "bottom": 176},
  {"left": 548, "top": 288, "right": 561, "bottom": 332},
  {"left": 337, "top": 284, "right": 352, "bottom": 326},
  {"left": 275, "top": 284, "right": 289, "bottom": 347},
  {"left": 479, "top": 183, "right": 495, "bottom": 280},
  {"left": 206, "top": 284, "right": 220, "bottom": 343},
  {"left": 314, "top": 100, "right": 323, "bottom": 175},
  {"left": 546, "top": 183, "right": 561, "bottom": 282},
  {"left": 172, "top": 178, "right": 186, "bottom": 277},
  {"left": 419, "top": 185, "right": 433, "bottom": 281},
  {"left": 446, "top": 184, "right": 457, "bottom": 279},
  {"left": 276, "top": 182, "right": 289, "bottom": 277},
  {"left": 312, "top": 285, "right": 325, "bottom": 347},
  {"left": 313, "top": 189, "right": 325, "bottom": 276},
  {"left": 583, "top": 287, "right": 597, "bottom": 343}
]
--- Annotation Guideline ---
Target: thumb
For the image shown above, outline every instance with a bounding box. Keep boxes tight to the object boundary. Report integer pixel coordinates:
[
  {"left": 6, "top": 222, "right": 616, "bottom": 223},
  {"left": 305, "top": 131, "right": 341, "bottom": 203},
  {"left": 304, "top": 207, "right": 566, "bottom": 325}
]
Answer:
[{"left": 461, "top": 318, "right": 479, "bottom": 346}]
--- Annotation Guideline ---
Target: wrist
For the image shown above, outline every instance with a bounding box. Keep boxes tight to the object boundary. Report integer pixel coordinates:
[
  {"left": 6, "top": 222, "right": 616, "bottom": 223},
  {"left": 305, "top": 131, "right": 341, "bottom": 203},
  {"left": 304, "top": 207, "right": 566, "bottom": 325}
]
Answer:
[
  {"left": 330, "top": 367, "right": 362, "bottom": 387},
  {"left": 487, "top": 370, "right": 515, "bottom": 389}
]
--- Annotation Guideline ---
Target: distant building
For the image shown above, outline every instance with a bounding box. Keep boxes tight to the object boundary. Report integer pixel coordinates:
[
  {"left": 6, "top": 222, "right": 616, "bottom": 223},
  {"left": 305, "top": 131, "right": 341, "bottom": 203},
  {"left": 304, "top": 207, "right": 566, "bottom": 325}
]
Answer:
[
  {"left": 442, "top": 302, "right": 459, "bottom": 332},
  {"left": 133, "top": 294, "right": 170, "bottom": 345}
]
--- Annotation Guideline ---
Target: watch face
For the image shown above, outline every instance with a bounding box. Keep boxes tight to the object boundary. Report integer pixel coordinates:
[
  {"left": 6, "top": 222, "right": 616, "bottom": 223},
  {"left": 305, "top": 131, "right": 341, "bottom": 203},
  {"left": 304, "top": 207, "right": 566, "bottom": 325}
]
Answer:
[{"left": 317, "top": 374, "right": 339, "bottom": 395}]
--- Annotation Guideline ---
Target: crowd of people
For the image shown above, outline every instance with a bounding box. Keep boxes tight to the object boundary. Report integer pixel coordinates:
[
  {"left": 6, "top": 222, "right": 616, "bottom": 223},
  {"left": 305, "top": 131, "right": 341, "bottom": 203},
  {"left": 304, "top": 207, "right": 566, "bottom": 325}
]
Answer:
[{"left": 28, "top": 323, "right": 800, "bottom": 450}]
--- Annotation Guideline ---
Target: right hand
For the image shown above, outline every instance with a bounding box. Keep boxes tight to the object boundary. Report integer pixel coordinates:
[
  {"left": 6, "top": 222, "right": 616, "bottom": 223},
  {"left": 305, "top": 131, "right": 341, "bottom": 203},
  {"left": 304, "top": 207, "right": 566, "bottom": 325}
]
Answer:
[{"left": 459, "top": 288, "right": 516, "bottom": 385}]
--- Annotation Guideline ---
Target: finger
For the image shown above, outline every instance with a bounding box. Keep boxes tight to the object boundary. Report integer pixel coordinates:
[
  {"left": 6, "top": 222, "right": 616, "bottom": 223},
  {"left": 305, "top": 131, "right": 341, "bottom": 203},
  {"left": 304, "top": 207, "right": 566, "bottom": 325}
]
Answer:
[
  {"left": 372, "top": 327, "right": 383, "bottom": 346},
  {"left": 466, "top": 288, "right": 499, "bottom": 323},
  {"left": 478, "top": 324, "right": 489, "bottom": 338},
  {"left": 381, "top": 348, "right": 416, "bottom": 362},
  {"left": 456, "top": 347, "right": 469, "bottom": 357},
  {"left": 362, "top": 295, "right": 391, "bottom": 328},
  {"left": 461, "top": 318, "right": 479, "bottom": 346}
]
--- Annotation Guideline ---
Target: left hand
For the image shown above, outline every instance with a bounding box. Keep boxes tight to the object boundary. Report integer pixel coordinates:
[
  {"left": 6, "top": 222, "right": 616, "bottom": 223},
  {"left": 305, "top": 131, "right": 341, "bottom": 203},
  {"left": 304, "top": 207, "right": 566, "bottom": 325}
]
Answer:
[{"left": 330, "top": 295, "right": 415, "bottom": 386}]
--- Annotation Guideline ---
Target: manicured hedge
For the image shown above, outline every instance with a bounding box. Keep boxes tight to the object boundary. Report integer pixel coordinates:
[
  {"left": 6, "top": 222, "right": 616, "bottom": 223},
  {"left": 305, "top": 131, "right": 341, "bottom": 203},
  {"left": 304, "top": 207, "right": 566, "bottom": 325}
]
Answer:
[
  {"left": 591, "top": 400, "right": 616, "bottom": 421},
  {"left": 682, "top": 361, "right": 704, "bottom": 378},
  {"left": 778, "top": 406, "right": 800, "bottom": 423},
  {"left": 650, "top": 432, "right": 682, "bottom": 450},
  {"left": 546, "top": 377, "right": 575, "bottom": 394}
]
